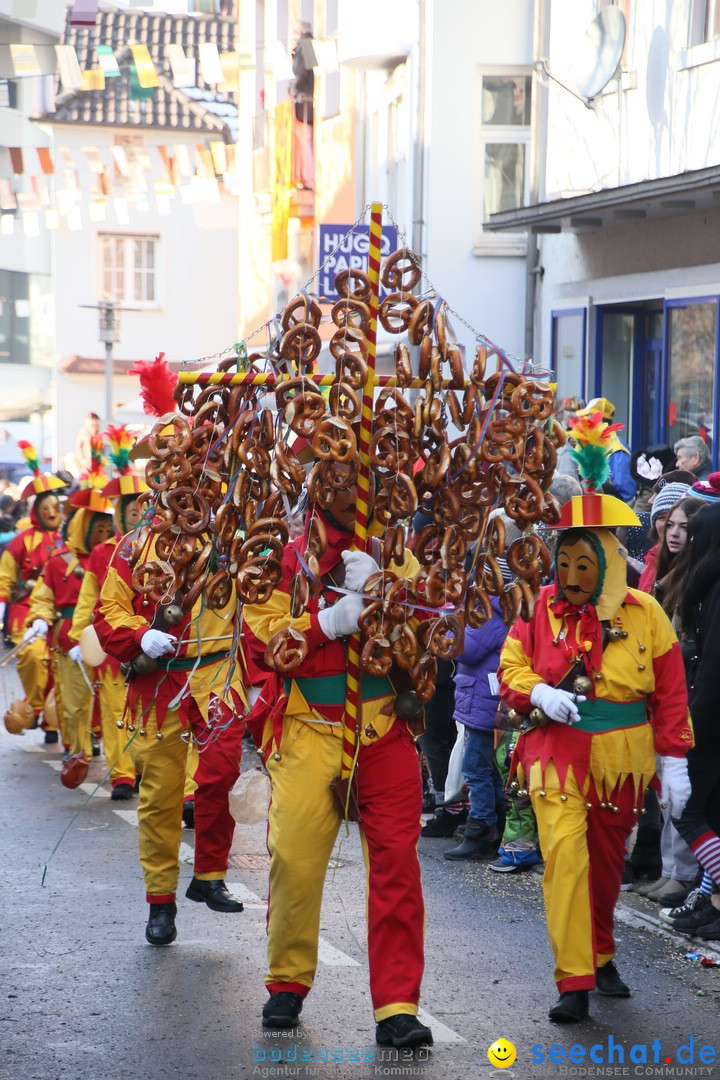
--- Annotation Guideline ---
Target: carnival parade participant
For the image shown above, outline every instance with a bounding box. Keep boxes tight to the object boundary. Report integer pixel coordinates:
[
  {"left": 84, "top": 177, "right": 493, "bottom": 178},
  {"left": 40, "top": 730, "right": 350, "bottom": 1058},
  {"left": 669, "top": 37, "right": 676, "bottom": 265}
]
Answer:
[
  {"left": 242, "top": 470, "right": 433, "bottom": 1051},
  {"left": 94, "top": 492, "right": 247, "bottom": 946},
  {"left": 0, "top": 441, "right": 66, "bottom": 739},
  {"left": 498, "top": 412, "right": 693, "bottom": 1023},
  {"left": 575, "top": 398, "right": 636, "bottom": 502},
  {"left": 24, "top": 488, "right": 114, "bottom": 758},
  {"left": 68, "top": 426, "right": 146, "bottom": 800}
]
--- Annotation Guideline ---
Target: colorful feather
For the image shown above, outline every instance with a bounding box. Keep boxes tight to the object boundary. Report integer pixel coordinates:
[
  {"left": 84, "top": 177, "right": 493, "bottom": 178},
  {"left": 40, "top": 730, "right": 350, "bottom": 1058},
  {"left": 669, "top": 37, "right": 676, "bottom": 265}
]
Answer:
[
  {"left": 105, "top": 424, "right": 134, "bottom": 476},
  {"left": 568, "top": 411, "right": 624, "bottom": 493},
  {"left": 17, "top": 439, "right": 40, "bottom": 476},
  {"left": 128, "top": 352, "right": 178, "bottom": 418}
]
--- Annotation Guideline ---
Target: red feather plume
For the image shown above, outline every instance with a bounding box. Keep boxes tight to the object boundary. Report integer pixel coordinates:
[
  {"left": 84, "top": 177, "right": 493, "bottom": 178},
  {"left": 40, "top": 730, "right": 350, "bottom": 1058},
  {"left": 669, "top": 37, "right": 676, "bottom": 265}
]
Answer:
[{"left": 128, "top": 352, "right": 178, "bottom": 418}]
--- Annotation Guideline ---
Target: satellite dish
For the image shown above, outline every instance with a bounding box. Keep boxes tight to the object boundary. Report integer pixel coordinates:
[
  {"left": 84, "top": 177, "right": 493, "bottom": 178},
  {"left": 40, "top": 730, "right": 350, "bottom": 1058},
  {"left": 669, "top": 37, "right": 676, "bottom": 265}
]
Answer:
[{"left": 573, "top": 7, "right": 626, "bottom": 100}]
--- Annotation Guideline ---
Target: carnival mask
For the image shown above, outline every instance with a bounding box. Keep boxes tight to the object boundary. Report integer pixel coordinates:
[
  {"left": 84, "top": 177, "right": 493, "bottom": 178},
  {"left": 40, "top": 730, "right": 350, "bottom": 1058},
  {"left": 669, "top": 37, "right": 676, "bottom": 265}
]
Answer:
[{"left": 556, "top": 536, "right": 600, "bottom": 607}]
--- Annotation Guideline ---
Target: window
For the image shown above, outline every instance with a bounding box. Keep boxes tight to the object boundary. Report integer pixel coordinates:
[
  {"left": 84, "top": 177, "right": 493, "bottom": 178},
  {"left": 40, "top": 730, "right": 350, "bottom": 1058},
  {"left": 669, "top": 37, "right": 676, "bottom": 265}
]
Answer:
[
  {"left": 477, "top": 71, "right": 531, "bottom": 252},
  {"left": 666, "top": 299, "right": 717, "bottom": 451},
  {"left": 99, "top": 235, "right": 158, "bottom": 305},
  {"left": 323, "top": 0, "right": 340, "bottom": 119},
  {"left": 0, "top": 270, "right": 53, "bottom": 366},
  {"left": 690, "top": 0, "right": 720, "bottom": 44},
  {"left": 551, "top": 310, "right": 586, "bottom": 401}
]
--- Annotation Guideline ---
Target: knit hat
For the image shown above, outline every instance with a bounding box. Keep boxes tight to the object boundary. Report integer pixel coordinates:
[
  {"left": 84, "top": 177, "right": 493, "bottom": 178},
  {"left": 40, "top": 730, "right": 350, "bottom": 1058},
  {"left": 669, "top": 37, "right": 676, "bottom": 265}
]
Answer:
[
  {"left": 690, "top": 471, "right": 720, "bottom": 502},
  {"left": 650, "top": 482, "right": 691, "bottom": 523},
  {"left": 652, "top": 469, "right": 697, "bottom": 495}
]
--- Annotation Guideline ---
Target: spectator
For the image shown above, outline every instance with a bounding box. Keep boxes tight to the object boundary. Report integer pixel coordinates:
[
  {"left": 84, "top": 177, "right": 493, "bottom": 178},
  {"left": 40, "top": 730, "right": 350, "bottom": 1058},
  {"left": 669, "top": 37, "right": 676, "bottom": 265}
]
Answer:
[
  {"left": 74, "top": 412, "right": 101, "bottom": 475},
  {"left": 674, "top": 435, "right": 712, "bottom": 482},
  {"left": 575, "top": 398, "right": 636, "bottom": 502},
  {"left": 637, "top": 482, "right": 691, "bottom": 593}
]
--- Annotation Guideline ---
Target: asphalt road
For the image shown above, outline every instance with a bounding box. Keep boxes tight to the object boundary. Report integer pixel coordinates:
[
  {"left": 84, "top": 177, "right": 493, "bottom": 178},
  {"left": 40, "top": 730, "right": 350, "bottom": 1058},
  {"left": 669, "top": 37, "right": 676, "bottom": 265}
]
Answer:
[{"left": 1, "top": 665, "right": 719, "bottom": 1080}]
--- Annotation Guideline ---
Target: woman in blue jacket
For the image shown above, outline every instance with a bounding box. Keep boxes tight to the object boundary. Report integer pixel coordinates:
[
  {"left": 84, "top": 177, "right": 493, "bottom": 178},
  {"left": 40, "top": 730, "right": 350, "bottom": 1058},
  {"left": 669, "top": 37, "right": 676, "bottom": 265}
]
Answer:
[{"left": 444, "top": 595, "right": 509, "bottom": 860}]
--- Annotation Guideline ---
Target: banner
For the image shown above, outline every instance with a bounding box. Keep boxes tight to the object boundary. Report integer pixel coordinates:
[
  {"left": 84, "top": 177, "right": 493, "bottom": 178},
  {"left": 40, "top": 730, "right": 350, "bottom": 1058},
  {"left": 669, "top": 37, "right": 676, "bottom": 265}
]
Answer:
[{"left": 317, "top": 225, "right": 399, "bottom": 302}]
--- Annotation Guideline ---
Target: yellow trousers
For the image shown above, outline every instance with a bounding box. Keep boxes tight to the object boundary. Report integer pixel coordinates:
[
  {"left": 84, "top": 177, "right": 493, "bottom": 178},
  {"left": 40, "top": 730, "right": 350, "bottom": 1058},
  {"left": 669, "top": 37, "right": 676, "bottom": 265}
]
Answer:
[
  {"left": 97, "top": 667, "right": 136, "bottom": 787},
  {"left": 54, "top": 651, "right": 93, "bottom": 758},
  {"left": 15, "top": 637, "right": 50, "bottom": 714},
  {"left": 530, "top": 760, "right": 636, "bottom": 993}
]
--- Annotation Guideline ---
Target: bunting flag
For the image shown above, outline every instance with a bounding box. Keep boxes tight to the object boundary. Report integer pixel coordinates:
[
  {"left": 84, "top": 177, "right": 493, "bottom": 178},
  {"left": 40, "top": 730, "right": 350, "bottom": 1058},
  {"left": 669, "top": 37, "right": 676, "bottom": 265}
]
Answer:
[
  {"left": 37, "top": 148, "right": 54, "bottom": 175},
  {"left": 198, "top": 42, "right": 223, "bottom": 85},
  {"left": 9, "top": 148, "right": 24, "bottom": 175},
  {"left": 166, "top": 44, "right": 195, "bottom": 88},
  {"left": 10, "top": 44, "right": 41, "bottom": 77},
  {"left": 129, "top": 44, "right": 159, "bottom": 88},
  {"left": 82, "top": 69, "right": 106, "bottom": 91},
  {"left": 209, "top": 140, "right": 227, "bottom": 176},
  {"left": 219, "top": 51, "right": 240, "bottom": 91},
  {"left": 55, "top": 45, "right": 85, "bottom": 91},
  {"left": 70, "top": 0, "right": 99, "bottom": 26},
  {"left": 0, "top": 179, "right": 17, "bottom": 211},
  {"left": 96, "top": 45, "right": 120, "bottom": 78}
]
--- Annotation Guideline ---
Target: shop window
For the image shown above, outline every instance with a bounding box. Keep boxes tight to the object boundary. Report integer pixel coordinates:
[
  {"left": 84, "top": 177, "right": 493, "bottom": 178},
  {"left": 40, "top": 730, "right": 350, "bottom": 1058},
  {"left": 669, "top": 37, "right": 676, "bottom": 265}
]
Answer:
[
  {"left": 666, "top": 299, "right": 717, "bottom": 450},
  {"left": 551, "top": 309, "right": 586, "bottom": 401},
  {"left": 477, "top": 71, "right": 531, "bottom": 252},
  {"left": 0, "top": 270, "right": 53, "bottom": 366}
]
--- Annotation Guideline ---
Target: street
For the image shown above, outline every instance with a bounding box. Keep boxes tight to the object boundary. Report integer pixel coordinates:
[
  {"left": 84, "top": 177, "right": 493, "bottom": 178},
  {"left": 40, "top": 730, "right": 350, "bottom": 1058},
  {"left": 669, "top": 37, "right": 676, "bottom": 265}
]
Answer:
[{"left": 2, "top": 663, "right": 719, "bottom": 1080}]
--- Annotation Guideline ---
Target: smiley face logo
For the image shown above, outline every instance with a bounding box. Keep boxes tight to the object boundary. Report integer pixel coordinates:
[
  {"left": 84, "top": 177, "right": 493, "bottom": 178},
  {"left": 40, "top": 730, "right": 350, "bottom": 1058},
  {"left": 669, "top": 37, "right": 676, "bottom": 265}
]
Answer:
[{"left": 488, "top": 1038, "right": 517, "bottom": 1068}]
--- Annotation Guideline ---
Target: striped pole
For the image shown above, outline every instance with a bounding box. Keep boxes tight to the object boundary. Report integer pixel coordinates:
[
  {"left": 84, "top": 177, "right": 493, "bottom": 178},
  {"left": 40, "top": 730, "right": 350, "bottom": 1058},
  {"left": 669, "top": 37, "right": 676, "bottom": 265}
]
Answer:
[{"left": 341, "top": 202, "right": 383, "bottom": 784}]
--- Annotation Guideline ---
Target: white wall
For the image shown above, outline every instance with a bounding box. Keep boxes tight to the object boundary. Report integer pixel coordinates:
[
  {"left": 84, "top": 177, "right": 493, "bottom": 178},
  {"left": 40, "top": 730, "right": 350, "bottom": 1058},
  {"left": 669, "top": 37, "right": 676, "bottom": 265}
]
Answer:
[{"left": 51, "top": 125, "right": 239, "bottom": 460}]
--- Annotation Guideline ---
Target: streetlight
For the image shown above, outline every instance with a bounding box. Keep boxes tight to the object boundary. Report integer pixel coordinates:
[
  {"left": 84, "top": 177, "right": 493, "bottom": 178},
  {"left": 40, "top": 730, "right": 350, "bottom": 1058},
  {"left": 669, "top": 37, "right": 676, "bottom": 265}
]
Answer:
[{"left": 79, "top": 300, "right": 136, "bottom": 423}]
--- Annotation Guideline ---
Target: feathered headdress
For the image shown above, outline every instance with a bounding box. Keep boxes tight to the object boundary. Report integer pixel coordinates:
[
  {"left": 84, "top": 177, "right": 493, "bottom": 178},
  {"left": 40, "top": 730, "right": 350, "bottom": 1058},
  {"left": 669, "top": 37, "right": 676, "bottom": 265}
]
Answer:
[
  {"left": 128, "top": 351, "right": 178, "bottom": 418},
  {"left": 557, "top": 411, "right": 640, "bottom": 528},
  {"left": 101, "top": 424, "right": 148, "bottom": 498},
  {"left": 17, "top": 440, "right": 66, "bottom": 499}
]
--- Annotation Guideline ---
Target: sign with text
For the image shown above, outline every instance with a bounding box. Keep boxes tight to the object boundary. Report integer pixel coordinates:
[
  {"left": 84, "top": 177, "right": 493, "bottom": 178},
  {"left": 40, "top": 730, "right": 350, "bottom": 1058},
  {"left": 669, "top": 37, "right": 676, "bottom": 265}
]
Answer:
[{"left": 318, "top": 223, "right": 398, "bottom": 302}]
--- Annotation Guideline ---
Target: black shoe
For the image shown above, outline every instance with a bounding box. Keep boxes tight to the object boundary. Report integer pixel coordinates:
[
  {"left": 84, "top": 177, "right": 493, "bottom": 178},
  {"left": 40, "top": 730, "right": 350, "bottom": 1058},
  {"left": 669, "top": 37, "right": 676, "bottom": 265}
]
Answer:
[
  {"left": 185, "top": 877, "right": 244, "bottom": 912},
  {"left": 110, "top": 783, "right": 134, "bottom": 801},
  {"left": 133, "top": 774, "right": 141, "bottom": 793},
  {"left": 376, "top": 1014, "right": 433, "bottom": 1049},
  {"left": 422, "top": 791, "right": 436, "bottom": 814},
  {"left": 91, "top": 734, "right": 101, "bottom": 758},
  {"left": 660, "top": 890, "right": 713, "bottom": 930},
  {"left": 595, "top": 960, "right": 630, "bottom": 997},
  {"left": 44, "top": 730, "right": 59, "bottom": 745},
  {"left": 548, "top": 991, "right": 589, "bottom": 1023},
  {"left": 443, "top": 820, "right": 497, "bottom": 861},
  {"left": 262, "top": 992, "right": 303, "bottom": 1029},
  {"left": 695, "top": 915, "right": 720, "bottom": 940},
  {"left": 182, "top": 800, "right": 195, "bottom": 829},
  {"left": 145, "top": 902, "right": 177, "bottom": 946},
  {"left": 620, "top": 864, "right": 634, "bottom": 891},
  {"left": 420, "top": 808, "right": 468, "bottom": 838}
]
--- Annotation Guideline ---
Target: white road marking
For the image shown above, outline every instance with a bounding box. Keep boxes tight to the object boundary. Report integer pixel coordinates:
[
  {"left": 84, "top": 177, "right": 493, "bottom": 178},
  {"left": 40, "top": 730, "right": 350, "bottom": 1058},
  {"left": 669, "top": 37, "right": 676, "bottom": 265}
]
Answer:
[
  {"left": 79, "top": 782, "right": 109, "bottom": 798},
  {"left": 112, "top": 808, "right": 138, "bottom": 826},
  {"left": 317, "top": 937, "right": 360, "bottom": 967},
  {"left": 19, "top": 742, "right": 49, "bottom": 752},
  {"left": 46, "top": 760, "right": 63, "bottom": 771},
  {"left": 416, "top": 1007, "right": 466, "bottom": 1044}
]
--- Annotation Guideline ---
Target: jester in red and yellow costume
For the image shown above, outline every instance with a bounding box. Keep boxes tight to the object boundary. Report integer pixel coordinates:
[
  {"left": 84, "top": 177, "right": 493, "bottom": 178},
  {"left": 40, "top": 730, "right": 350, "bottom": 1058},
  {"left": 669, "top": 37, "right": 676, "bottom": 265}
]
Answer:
[
  {"left": 242, "top": 480, "right": 431, "bottom": 1045},
  {"left": 0, "top": 442, "right": 66, "bottom": 735},
  {"left": 498, "top": 413, "right": 693, "bottom": 1024},
  {"left": 93, "top": 386, "right": 246, "bottom": 946},
  {"left": 25, "top": 490, "right": 114, "bottom": 758},
  {"left": 68, "top": 426, "right": 145, "bottom": 800}
]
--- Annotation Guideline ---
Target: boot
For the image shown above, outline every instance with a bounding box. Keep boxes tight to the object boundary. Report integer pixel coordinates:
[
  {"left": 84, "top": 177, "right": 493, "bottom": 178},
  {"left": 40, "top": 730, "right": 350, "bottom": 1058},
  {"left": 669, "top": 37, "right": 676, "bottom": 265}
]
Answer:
[{"left": 444, "top": 819, "right": 497, "bottom": 861}]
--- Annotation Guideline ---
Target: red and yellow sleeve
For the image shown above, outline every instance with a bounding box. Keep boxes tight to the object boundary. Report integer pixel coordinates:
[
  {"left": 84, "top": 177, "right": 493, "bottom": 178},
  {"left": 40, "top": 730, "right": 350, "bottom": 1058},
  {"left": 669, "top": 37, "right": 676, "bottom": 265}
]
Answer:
[
  {"left": 25, "top": 574, "right": 57, "bottom": 627},
  {"left": 0, "top": 545, "right": 21, "bottom": 602},
  {"left": 68, "top": 570, "right": 100, "bottom": 644},
  {"left": 94, "top": 552, "right": 150, "bottom": 663}
]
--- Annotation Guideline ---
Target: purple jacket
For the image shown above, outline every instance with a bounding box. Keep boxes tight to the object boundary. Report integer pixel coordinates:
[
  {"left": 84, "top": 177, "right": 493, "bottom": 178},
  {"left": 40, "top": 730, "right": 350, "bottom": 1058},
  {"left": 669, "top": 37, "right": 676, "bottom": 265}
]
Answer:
[{"left": 453, "top": 597, "right": 508, "bottom": 732}]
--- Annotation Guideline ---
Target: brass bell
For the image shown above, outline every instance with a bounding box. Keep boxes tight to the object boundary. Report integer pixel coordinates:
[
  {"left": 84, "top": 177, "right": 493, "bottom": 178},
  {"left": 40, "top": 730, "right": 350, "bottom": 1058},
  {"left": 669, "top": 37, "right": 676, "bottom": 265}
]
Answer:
[
  {"left": 538, "top": 790, "right": 546, "bottom": 798},
  {"left": 530, "top": 707, "right": 549, "bottom": 728},
  {"left": 573, "top": 675, "right": 593, "bottom": 696},
  {"left": 116, "top": 720, "right": 125, "bottom": 729},
  {"left": 639, "top": 644, "right": 646, "bottom": 653},
  {"left": 594, "top": 672, "right": 603, "bottom": 681},
  {"left": 586, "top": 802, "right": 593, "bottom": 809},
  {"left": 606, "top": 625, "right": 623, "bottom": 640},
  {"left": 134, "top": 653, "right": 158, "bottom": 675},
  {"left": 156, "top": 732, "right": 163, "bottom": 740},
  {"left": 273, "top": 752, "right": 282, "bottom": 761},
  {"left": 506, "top": 709, "right": 524, "bottom": 729},
  {"left": 139, "top": 728, "right": 148, "bottom": 737},
  {"left": 127, "top": 724, "right": 136, "bottom": 733},
  {"left": 560, "top": 794, "right": 568, "bottom": 802},
  {"left": 395, "top": 690, "right": 423, "bottom": 720},
  {"left": 163, "top": 603, "right": 184, "bottom": 626}
]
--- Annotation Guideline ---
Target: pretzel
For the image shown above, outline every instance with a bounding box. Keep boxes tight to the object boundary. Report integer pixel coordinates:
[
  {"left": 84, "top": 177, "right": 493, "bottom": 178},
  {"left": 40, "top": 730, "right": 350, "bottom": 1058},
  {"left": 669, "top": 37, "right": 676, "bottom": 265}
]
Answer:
[
  {"left": 165, "top": 489, "right": 211, "bottom": 537},
  {"left": 375, "top": 387, "right": 415, "bottom": 429},
  {"left": 484, "top": 514, "right": 506, "bottom": 557},
  {"left": 540, "top": 492, "right": 562, "bottom": 526},
  {"left": 503, "top": 475, "right": 544, "bottom": 527},
  {"left": 148, "top": 500, "right": 178, "bottom": 536},
  {"left": 187, "top": 540, "right": 214, "bottom": 581},
  {"left": 312, "top": 416, "right": 357, "bottom": 463},
  {"left": 374, "top": 473, "right": 418, "bottom": 524},
  {"left": 154, "top": 531, "right": 196, "bottom": 567},
  {"left": 427, "top": 614, "right": 465, "bottom": 660},
  {"left": 547, "top": 417, "right": 567, "bottom": 448},
  {"left": 247, "top": 515, "right": 290, "bottom": 546},
  {"left": 510, "top": 380, "right": 554, "bottom": 421},
  {"left": 378, "top": 291, "right": 419, "bottom": 334},
  {"left": 235, "top": 557, "right": 282, "bottom": 605},
  {"left": 128, "top": 525, "right": 153, "bottom": 568},
  {"left": 507, "top": 534, "right": 550, "bottom": 581},
  {"left": 205, "top": 569, "right": 233, "bottom": 610},
  {"left": 447, "top": 346, "right": 465, "bottom": 389},
  {"left": 408, "top": 300, "right": 434, "bottom": 346},
  {"left": 306, "top": 515, "right": 328, "bottom": 559},
  {"left": 499, "top": 582, "right": 522, "bottom": 626},
  {"left": 131, "top": 559, "right": 177, "bottom": 603},
  {"left": 440, "top": 525, "right": 467, "bottom": 571},
  {"left": 289, "top": 572, "right": 310, "bottom": 618},
  {"left": 472, "top": 343, "right": 488, "bottom": 385},
  {"left": 517, "top": 578, "right": 536, "bottom": 621},
  {"left": 369, "top": 426, "right": 414, "bottom": 473},
  {"left": 419, "top": 335, "right": 432, "bottom": 381},
  {"left": 382, "top": 523, "right": 406, "bottom": 569},
  {"left": 181, "top": 574, "right": 207, "bottom": 614},
  {"left": 465, "top": 585, "right": 493, "bottom": 628},
  {"left": 434, "top": 305, "right": 448, "bottom": 359},
  {"left": 430, "top": 487, "right": 460, "bottom": 529},
  {"left": 361, "top": 636, "right": 393, "bottom": 677},
  {"left": 411, "top": 654, "right": 437, "bottom": 703},
  {"left": 390, "top": 622, "right": 417, "bottom": 670},
  {"left": 334, "top": 268, "right": 372, "bottom": 303},
  {"left": 237, "top": 532, "right": 285, "bottom": 563},
  {"left": 280, "top": 323, "right": 322, "bottom": 369},
  {"left": 415, "top": 524, "right": 442, "bottom": 567},
  {"left": 328, "top": 380, "right": 361, "bottom": 422},
  {"left": 281, "top": 295, "right": 322, "bottom": 330},
  {"left": 394, "top": 342, "right": 413, "bottom": 386},
  {"left": 331, "top": 298, "right": 370, "bottom": 332},
  {"left": 457, "top": 503, "right": 486, "bottom": 542},
  {"left": 283, "top": 390, "right": 327, "bottom": 439},
  {"left": 334, "top": 350, "right": 369, "bottom": 391},
  {"left": 143, "top": 453, "right": 190, "bottom": 493},
  {"left": 270, "top": 442, "right": 305, "bottom": 497},
  {"left": 478, "top": 553, "right": 505, "bottom": 596},
  {"left": 237, "top": 438, "right": 271, "bottom": 480},
  {"left": 307, "top": 462, "right": 337, "bottom": 510},
  {"left": 330, "top": 326, "right": 370, "bottom": 364},
  {"left": 425, "top": 564, "right": 465, "bottom": 607},
  {"left": 381, "top": 247, "right": 422, "bottom": 292},
  {"left": 147, "top": 414, "right": 192, "bottom": 460},
  {"left": 264, "top": 627, "right": 309, "bottom": 673},
  {"left": 358, "top": 601, "right": 385, "bottom": 638},
  {"left": 483, "top": 370, "right": 524, "bottom": 404},
  {"left": 418, "top": 443, "right": 450, "bottom": 491}
]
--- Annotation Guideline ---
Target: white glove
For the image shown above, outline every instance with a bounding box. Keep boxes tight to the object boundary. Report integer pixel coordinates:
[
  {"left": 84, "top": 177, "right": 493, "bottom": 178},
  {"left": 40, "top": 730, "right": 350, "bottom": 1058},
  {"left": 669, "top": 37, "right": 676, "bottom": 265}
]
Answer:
[
  {"left": 660, "top": 756, "right": 692, "bottom": 818},
  {"left": 23, "top": 618, "right": 48, "bottom": 642},
  {"left": 530, "top": 683, "right": 586, "bottom": 725},
  {"left": 341, "top": 550, "right": 380, "bottom": 593},
  {"left": 317, "top": 594, "right": 366, "bottom": 640},
  {"left": 68, "top": 645, "right": 83, "bottom": 663},
  {"left": 0, "top": 601, "right": 5, "bottom": 621},
  {"left": 140, "top": 629, "right": 177, "bottom": 658}
]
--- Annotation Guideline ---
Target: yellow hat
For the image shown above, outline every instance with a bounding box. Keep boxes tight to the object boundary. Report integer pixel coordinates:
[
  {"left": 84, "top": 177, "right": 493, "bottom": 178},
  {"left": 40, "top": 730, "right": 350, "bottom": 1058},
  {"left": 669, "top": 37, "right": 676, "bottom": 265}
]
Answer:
[
  {"left": 557, "top": 492, "right": 640, "bottom": 528},
  {"left": 576, "top": 397, "right": 615, "bottom": 420}
]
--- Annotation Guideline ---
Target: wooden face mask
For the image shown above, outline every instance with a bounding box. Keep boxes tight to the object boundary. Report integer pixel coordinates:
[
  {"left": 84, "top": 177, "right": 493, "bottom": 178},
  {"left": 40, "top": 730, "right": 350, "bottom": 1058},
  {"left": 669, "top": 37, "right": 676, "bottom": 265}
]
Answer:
[{"left": 556, "top": 536, "right": 600, "bottom": 607}]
